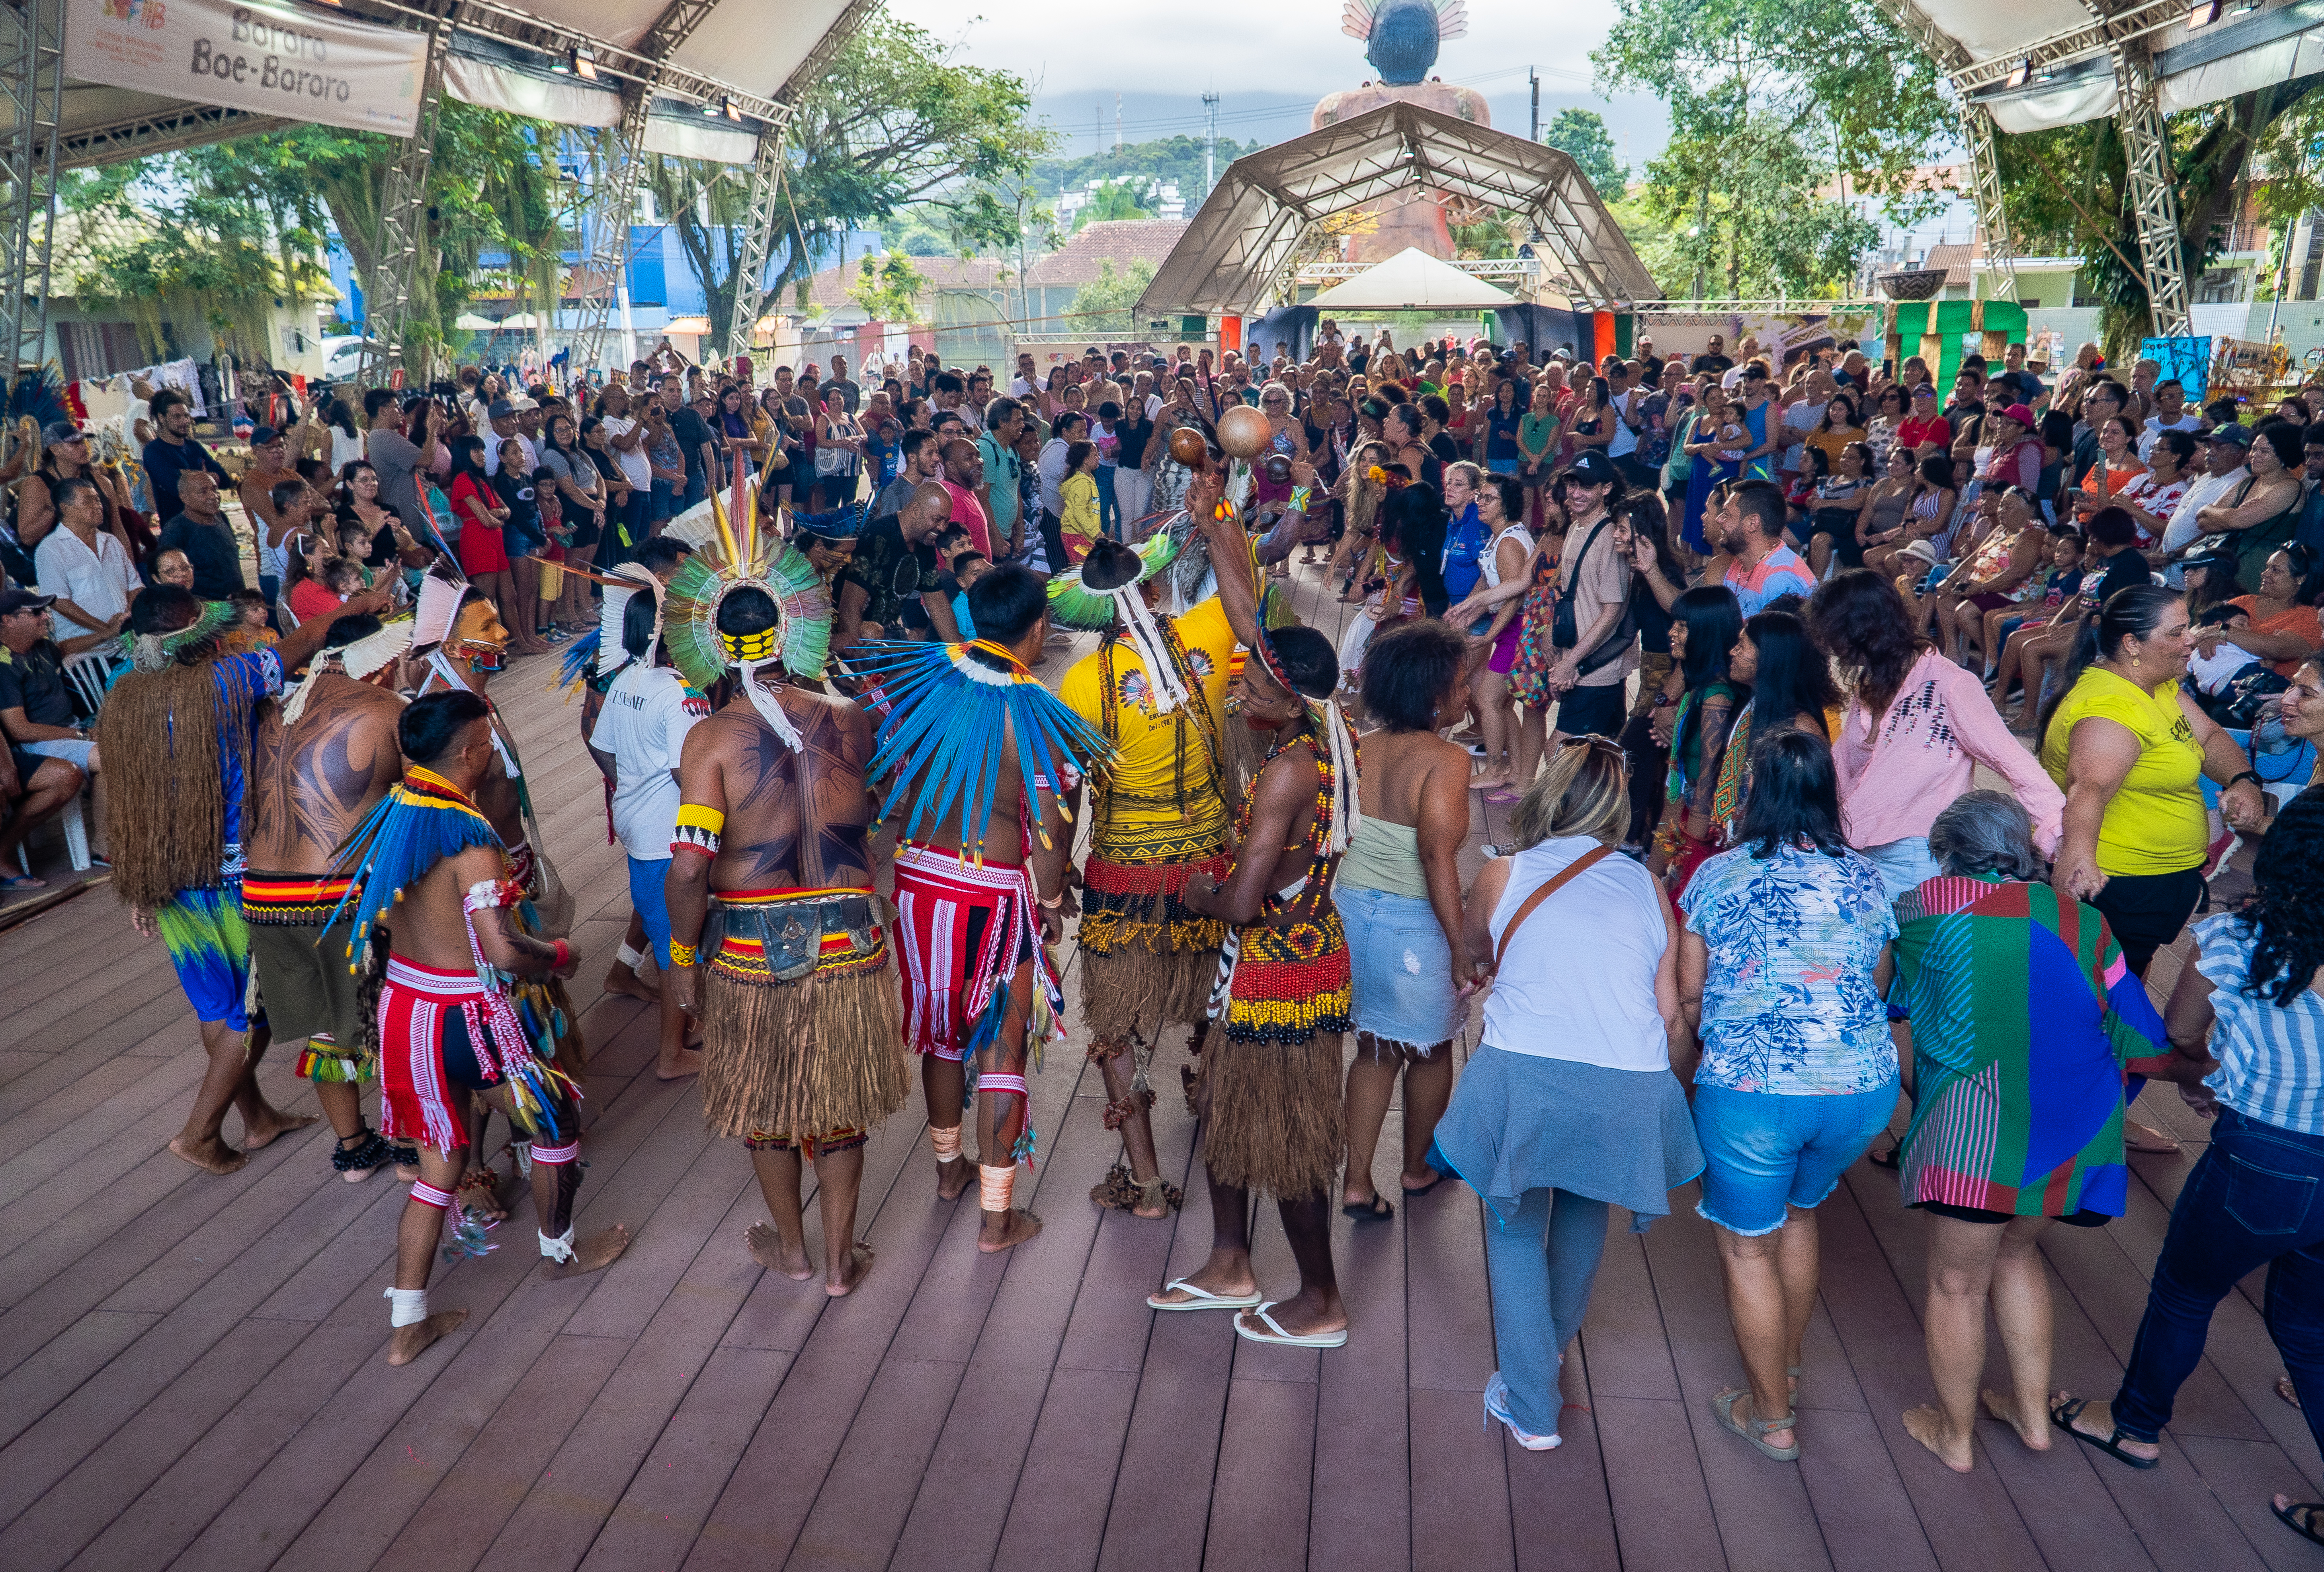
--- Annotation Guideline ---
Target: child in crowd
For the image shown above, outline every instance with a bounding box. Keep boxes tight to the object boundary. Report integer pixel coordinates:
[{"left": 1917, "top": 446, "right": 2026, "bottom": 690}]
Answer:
[
  {"left": 221, "top": 589, "right": 279, "bottom": 654},
  {"left": 1059, "top": 439, "right": 1102, "bottom": 565}
]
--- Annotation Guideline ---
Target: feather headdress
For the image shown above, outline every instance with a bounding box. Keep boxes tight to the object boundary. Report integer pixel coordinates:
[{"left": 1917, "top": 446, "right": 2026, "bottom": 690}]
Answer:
[
  {"left": 851, "top": 639, "right": 1111, "bottom": 862},
  {"left": 1044, "top": 530, "right": 1181, "bottom": 632},
  {"left": 129, "top": 597, "right": 236, "bottom": 672},
  {"left": 661, "top": 472, "right": 832, "bottom": 748},
  {"left": 280, "top": 615, "right": 415, "bottom": 726},
  {"left": 410, "top": 555, "right": 469, "bottom": 649}
]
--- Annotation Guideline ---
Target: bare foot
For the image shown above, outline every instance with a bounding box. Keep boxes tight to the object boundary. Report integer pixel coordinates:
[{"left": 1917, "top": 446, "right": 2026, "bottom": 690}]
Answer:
[
  {"left": 385, "top": 1309, "right": 469, "bottom": 1366},
  {"left": 934, "top": 1154, "right": 973, "bottom": 1202},
  {"left": 1979, "top": 1388, "right": 2051, "bottom": 1451},
  {"left": 1470, "top": 768, "right": 1511, "bottom": 790},
  {"left": 169, "top": 1134, "right": 250, "bottom": 1175},
  {"left": 655, "top": 1046, "right": 705, "bottom": 1081},
  {"left": 2123, "top": 1119, "right": 2180, "bottom": 1154},
  {"left": 977, "top": 1207, "right": 1042, "bottom": 1253},
  {"left": 826, "top": 1241, "right": 875, "bottom": 1296},
  {"left": 602, "top": 962, "right": 661, "bottom": 1003},
  {"left": 539, "top": 1224, "right": 631, "bottom": 1280},
  {"left": 1903, "top": 1403, "right": 1975, "bottom": 1472},
  {"left": 242, "top": 1108, "right": 317, "bottom": 1150},
  {"left": 744, "top": 1220, "right": 815, "bottom": 1282},
  {"left": 2279, "top": 1374, "right": 2303, "bottom": 1410}
]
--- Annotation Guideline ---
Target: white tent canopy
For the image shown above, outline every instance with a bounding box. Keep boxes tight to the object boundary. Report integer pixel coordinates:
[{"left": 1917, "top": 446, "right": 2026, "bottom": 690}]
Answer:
[
  {"left": 1137, "top": 100, "right": 1660, "bottom": 317},
  {"left": 1306, "top": 248, "right": 1514, "bottom": 310}
]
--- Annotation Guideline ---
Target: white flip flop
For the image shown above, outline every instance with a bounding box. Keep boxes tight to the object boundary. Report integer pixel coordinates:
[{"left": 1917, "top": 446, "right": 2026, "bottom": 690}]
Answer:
[
  {"left": 1232, "top": 1301, "right": 1349, "bottom": 1348},
  {"left": 1147, "top": 1278, "right": 1263, "bottom": 1312}
]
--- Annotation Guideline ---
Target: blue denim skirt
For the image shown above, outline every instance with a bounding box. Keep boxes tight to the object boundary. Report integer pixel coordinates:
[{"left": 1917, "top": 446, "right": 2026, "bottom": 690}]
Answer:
[{"left": 1338, "top": 884, "right": 1465, "bottom": 1048}]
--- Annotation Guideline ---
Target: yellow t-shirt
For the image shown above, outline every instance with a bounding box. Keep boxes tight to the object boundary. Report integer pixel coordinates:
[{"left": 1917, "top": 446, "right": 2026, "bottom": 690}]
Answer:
[
  {"left": 2038, "top": 669, "right": 2207, "bottom": 876},
  {"left": 1060, "top": 597, "right": 1238, "bottom": 863}
]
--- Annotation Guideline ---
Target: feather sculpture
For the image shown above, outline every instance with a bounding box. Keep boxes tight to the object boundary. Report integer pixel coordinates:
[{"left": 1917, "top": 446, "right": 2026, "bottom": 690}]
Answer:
[{"left": 850, "top": 639, "right": 1112, "bottom": 862}]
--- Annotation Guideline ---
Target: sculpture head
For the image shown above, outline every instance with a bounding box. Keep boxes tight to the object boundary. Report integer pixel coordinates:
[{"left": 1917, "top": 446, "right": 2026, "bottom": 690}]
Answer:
[{"left": 1342, "top": 0, "right": 1465, "bottom": 86}]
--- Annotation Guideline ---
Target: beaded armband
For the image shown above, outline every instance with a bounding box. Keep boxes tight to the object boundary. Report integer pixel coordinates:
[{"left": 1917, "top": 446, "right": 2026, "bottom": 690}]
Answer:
[
  {"left": 667, "top": 939, "right": 699, "bottom": 968},
  {"left": 671, "top": 803, "right": 725, "bottom": 858},
  {"left": 1289, "top": 485, "right": 1313, "bottom": 514}
]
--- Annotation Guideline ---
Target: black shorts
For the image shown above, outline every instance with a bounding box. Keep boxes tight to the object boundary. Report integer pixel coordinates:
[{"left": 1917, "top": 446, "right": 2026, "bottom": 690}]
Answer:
[
  {"left": 1911, "top": 1201, "right": 2111, "bottom": 1228},
  {"left": 2090, "top": 866, "right": 2205, "bottom": 978}
]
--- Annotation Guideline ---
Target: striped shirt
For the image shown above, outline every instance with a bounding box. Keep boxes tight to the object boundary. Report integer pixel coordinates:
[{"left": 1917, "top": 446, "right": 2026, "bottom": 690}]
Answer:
[{"left": 2196, "top": 912, "right": 2324, "bottom": 1137}]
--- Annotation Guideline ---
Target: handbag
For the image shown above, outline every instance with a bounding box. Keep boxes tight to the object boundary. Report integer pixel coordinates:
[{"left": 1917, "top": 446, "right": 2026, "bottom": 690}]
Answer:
[
  {"left": 1550, "top": 515, "right": 1637, "bottom": 678},
  {"left": 1492, "top": 844, "right": 1615, "bottom": 972},
  {"left": 521, "top": 802, "right": 576, "bottom": 939}
]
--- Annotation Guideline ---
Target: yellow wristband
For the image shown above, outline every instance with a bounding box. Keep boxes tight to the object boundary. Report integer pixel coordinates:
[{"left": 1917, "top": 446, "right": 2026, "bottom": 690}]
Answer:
[{"left": 667, "top": 940, "right": 698, "bottom": 968}]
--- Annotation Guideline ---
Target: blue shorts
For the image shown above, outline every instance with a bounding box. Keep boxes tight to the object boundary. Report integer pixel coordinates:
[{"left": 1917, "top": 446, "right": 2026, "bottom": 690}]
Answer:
[
  {"left": 627, "top": 854, "right": 674, "bottom": 967},
  {"left": 1338, "top": 884, "right": 1463, "bottom": 1049},
  {"left": 157, "top": 885, "right": 251, "bottom": 1030},
  {"left": 1692, "top": 1081, "right": 1898, "bottom": 1235}
]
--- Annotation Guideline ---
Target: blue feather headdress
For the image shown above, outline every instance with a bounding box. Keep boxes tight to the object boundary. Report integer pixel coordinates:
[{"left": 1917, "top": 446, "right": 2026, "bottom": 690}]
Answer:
[
  {"left": 850, "top": 639, "right": 1111, "bottom": 861},
  {"left": 324, "top": 765, "right": 507, "bottom": 973}
]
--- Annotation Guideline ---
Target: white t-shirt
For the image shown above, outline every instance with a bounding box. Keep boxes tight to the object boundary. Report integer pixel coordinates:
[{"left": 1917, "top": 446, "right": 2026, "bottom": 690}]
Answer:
[
  {"left": 1607, "top": 390, "right": 1639, "bottom": 459},
  {"left": 2190, "top": 637, "right": 2262, "bottom": 694},
  {"left": 590, "top": 663, "right": 706, "bottom": 859},
  {"left": 328, "top": 427, "right": 367, "bottom": 472},
  {"left": 2138, "top": 413, "right": 2202, "bottom": 463},
  {"left": 601, "top": 416, "right": 652, "bottom": 491},
  {"left": 33, "top": 525, "right": 137, "bottom": 637},
  {"left": 2166, "top": 465, "right": 2246, "bottom": 552},
  {"left": 1481, "top": 835, "right": 1671, "bottom": 1071},
  {"left": 483, "top": 431, "right": 539, "bottom": 477},
  {"left": 1780, "top": 398, "right": 1828, "bottom": 472}
]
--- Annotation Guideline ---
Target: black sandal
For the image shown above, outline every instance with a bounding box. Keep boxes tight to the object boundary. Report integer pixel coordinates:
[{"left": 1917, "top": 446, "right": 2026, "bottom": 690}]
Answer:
[
  {"left": 2274, "top": 1499, "right": 2324, "bottom": 1548},
  {"left": 1868, "top": 1144, "right": 1901, "bottom": 1171},
  {"left": 2049, "top": 1396, "right": 2159, "bottom": 1470},
  {"left": 1342, "top": 1193, "right": 1394, "bottom": 1222}
]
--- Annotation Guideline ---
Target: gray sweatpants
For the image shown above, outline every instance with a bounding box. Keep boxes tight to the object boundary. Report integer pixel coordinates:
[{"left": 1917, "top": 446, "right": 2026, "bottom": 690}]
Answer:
[{"left": 1483, "top": 1187, "right": 1612, "bottom": 1435}]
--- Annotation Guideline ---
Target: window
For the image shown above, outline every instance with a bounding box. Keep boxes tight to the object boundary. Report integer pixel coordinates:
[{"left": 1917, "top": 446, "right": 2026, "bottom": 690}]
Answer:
[{"left": 57, "top": 321, "right": 148, "bottom": 383}]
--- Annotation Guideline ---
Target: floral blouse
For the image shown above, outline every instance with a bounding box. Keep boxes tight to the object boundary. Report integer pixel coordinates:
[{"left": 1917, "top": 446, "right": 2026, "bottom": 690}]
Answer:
[{"left": 1679, "top": 841, "right": 1899, "bottom": 1095}]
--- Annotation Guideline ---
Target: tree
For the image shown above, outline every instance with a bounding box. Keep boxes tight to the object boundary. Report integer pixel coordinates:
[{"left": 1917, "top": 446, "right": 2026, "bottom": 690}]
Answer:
[
  {"left": 1076, "top": 179, "right": 1158, "bottom": 229},
  {"left": 1542, "top": 108, "right": 1628, "bottom": 199},
  {"left": 1033, "top": 134, "right": 1260, "bottom": 202},
  {"left": 845, "top": 252, "right": 928, "bottom": 322},
  {"left": 1637, "top": 98, "right": 1878, "bottom": 298},
  {"left": 1068, "top": 258, "right": 1157, "bottom": 335}
]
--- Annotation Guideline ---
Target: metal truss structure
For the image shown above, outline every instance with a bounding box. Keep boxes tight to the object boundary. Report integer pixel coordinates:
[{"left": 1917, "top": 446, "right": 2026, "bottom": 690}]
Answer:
[
  {"left": 1959, "top": 106, "right": 2019, "bottom": 303},
  {"left": 355, "top": 18, "right": 455, "bottom": 390},
  {"left": 0, "top": 0, "right": 61, "bottom": 381},
  {"left": 2107, "top": 38, "right": 2192, "bottom": 336}
]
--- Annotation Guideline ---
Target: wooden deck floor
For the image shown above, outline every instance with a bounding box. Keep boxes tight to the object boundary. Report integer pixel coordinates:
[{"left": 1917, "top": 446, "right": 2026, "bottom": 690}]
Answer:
[{"left": 0, "top": 557, "right": 2313, "bottom": 1572}]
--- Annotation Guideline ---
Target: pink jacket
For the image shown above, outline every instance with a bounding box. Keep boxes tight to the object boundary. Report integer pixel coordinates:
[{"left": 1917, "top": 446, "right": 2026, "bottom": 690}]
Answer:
[{"left": 1832, "top": 649, "right": 2064, "bottom": 854}]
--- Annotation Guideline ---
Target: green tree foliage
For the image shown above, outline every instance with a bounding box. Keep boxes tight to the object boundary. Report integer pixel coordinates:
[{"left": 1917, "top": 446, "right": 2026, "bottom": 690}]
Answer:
[
  {"left": 1033, "top": 133, "right": 1260, "bottom": 201},
  {"left": 1074, "top": 179, "right": 1157, "bottom": 229},
  {"left": 1069, "top": 258, "right": 1158, "bottom": 334},
  {"left": 1541, "top": 108, "right": 1629, "bottom": 199},
  {"left": 845, "top": 252, "right": 929, "bottom": 321}
]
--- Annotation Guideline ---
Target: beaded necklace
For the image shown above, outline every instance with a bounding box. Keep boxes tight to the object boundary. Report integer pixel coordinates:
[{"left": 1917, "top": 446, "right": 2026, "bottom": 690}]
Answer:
[{"left": 1230, "top": 721, "right": 1343, "bottom": 916}]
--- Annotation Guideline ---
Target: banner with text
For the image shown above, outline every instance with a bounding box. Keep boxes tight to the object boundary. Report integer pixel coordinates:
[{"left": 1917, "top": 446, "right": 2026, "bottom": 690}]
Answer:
[{"left": 67, "top": 0, "right": 428, "bottom": 138}]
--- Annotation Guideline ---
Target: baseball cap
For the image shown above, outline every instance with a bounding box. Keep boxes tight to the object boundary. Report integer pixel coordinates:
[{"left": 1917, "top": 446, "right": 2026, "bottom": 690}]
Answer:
[
  {"left": 248, "top": 424, "right": 283, "bottom": 447},
  {"left": 41, "top": 420, "right": 85, "bottom": 445},
  {"left": 2181, "top": 547, "right": 2238, "bottom": 580},
  {"left": 2206, "top": 422, "right": 2252, "bottom": 448},
  {"left": 0, "top": 589, "right": 57, "bottom": 616},
  {"left": 1565, "top": 450, "right": 1619, "bottom": 486},
  {"left": 2000, "top": 403, "right": 2037, "bottom": 427},
  {"left": 507, "top": 395, "right": 539, "bottom": 412},
  {"left": 487, "top": 399, "right": 516, "bottom": 419}
]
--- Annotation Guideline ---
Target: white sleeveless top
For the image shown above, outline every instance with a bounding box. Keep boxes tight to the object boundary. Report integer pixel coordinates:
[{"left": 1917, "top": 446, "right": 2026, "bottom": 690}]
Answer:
[
  {"left": 1479, "top": 523, "right": 1531, "bottom": 590},
  {"left": 1482, "top": 835, "right": 1671, "bottom": 1070}
]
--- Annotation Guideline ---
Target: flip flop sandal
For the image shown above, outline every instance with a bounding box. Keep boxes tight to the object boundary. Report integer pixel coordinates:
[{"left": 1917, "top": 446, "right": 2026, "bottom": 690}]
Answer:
[
  {"left": 1483, "top": 788, "right": 1523, "bottom": 806},
  {"left": 2049, "top": 1396, "right": 2159, "bottom": 1470},
  {"left": 1868, "top": 1145, "right": 1902, "bottom": 1171},
  {"left": 1402, "top": 1173, "right": 1448, "bottom": 1199},
  {"left": 1712, "top": 1388, "right": 1799, "bottom": 1461},
  {"left": 1342, "top": 1193, "right": 1394, "bottom": 1222},
  {"left": 1147, "top": 1278, "right": 1263, "bottom": 1312},
  {"left": 2275, "top": 1500, "right": 2324, "bottom": 1548},
  {"left": 1234, "top": 1301, "right": 1349, "bottom": 1348},
  {"left": 2123, "top": 1125, "right": 2182, "bottom": 1155}
]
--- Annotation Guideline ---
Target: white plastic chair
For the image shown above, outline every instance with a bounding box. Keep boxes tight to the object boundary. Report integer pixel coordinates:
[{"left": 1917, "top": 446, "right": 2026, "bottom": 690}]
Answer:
[{"left": 62, "top": 647, "right": 117, "bottom": 716}]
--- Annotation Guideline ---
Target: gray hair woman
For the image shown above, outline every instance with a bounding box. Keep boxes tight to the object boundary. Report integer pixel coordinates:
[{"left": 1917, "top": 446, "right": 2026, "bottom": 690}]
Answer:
[
  {"left": 1890, "top": 790, "right": 2169, "bottom": 1474},
  {"left": 1438, "top": 737, "right": 1703, "bottom": 1451}
]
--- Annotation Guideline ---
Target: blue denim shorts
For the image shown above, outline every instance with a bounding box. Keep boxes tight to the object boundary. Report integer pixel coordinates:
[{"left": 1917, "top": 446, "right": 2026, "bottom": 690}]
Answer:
[
  {"left": 1338, "top": 883, "right": 1464, "bottom": 1049},
  {"left": 1692, "top": 1081, "right": 1899, "bottom": 1235}
]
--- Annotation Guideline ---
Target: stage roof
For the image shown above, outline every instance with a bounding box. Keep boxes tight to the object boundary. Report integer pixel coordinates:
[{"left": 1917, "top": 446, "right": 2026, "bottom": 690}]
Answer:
[
  {"left": 36, "top": 0, "right": 874, "bottom": 171},
  {"left": 1886, "top": 0, "right": 2324, "bottom": 133},
  {"left": 1136, "top": 100, "right": 1660, "bottom": 317},
  {"left": 1306, "top": 248, "right": 1515, "bottom": 309}
]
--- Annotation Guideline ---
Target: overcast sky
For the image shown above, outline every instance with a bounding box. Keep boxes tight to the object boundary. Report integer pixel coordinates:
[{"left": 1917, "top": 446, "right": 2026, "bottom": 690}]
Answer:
[{"left": 883, "top": 0, "right": 1673, "bottom": 175}]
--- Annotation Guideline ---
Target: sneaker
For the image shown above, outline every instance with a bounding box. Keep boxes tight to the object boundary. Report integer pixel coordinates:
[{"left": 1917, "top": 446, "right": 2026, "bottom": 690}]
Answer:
[
  {"left": 2200, "top": 827, "right": 2241, "bottom": 883},
  {"left": 1483, "top": 1372, "right": 1561, "bottom": 1451}
]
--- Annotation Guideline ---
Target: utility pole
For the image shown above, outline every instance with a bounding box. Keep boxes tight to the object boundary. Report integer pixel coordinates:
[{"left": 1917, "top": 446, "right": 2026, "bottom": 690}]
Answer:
[
  {"left": 1203, "top": 90, "right": 1221, "bottom": 196},
  {"left": 1529, "top": 68, "right": 1539, "bottom": 142}
]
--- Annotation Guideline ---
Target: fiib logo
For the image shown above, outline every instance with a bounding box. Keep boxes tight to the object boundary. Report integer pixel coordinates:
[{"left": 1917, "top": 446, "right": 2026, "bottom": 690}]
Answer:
[{"left": 100, "top": 0, "right": 168, "bottom": 25}]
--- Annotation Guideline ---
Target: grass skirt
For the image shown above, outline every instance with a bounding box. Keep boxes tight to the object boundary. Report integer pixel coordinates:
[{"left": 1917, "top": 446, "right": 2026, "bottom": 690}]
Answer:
[
  {"left": 1199, "top": 1025, "right": 1346, "bottom": 1201},
  {"left": 1078, "top": 848, "right": 1229, "bottom": 1043},
  {"left": 700, "top": 954, "right": 909, "bottom": 1144}
]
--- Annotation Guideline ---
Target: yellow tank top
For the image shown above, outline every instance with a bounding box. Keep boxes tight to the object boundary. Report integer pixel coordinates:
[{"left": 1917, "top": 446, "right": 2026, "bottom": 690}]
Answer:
[{"left": 2038, "top": 669, "right": 2206, "bottom": 876}]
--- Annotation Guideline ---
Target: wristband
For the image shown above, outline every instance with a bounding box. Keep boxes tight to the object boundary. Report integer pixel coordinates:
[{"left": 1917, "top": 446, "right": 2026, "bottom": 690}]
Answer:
[
  {"left": 1037, "top": 890, "right": 1064, "bottom": 910},
  {"left": 550, "top": 939, "right": 571, "bottom": 970},
  {"left": 667, "top": 939, "right": 699, "bottom": 968},
  {"left": 1289, "top": 485, "right": 1313, "bottom": 514},
  {"left": 2228, "top": 770, "right": 2262, "bottom": 791}
]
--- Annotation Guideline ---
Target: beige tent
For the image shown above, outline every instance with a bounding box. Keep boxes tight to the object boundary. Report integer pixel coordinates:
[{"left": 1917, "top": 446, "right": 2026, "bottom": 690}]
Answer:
[
  {"left": 1307, "top": 248, "right": 1515, "bottom": 310},
  {"left": 1137, "top": 100, "right": 1659, "bottom": 317}
]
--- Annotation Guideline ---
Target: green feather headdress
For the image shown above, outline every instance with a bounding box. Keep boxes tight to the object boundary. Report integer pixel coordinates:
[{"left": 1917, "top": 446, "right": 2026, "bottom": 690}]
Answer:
[
  {"left": 130, "top": 598, "right": 236, "bottom": 672},
  {"left": 660, "top": 478, "right": 833, "bottom": 747},
  {"left": 1044, "top": 530, "right": 1182, "bottom": 632}
]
